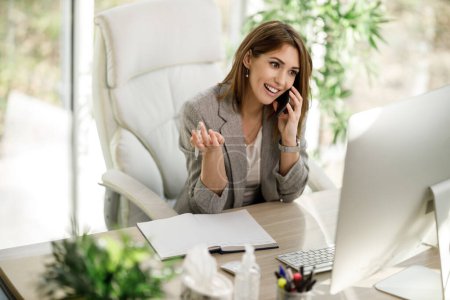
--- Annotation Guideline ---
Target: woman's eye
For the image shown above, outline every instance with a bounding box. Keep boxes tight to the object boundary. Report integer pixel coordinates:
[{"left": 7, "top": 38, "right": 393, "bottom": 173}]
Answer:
[
  {"left": 289, "top": 70, "right": 299, "bottom": 77},
  {"left": 270, "top": 62, "right": 279, "bottom": 68}
]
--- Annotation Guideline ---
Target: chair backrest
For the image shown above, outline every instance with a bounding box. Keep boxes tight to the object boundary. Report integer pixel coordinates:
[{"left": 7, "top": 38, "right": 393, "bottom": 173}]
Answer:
[{"left": 93, "top": 0, "right": 224, "bottom": 226}]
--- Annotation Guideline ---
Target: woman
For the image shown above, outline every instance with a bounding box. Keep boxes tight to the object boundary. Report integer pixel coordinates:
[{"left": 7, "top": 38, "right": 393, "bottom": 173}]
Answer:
[{"left": 175, "top": 20, "right": 312, "bottom": 214}]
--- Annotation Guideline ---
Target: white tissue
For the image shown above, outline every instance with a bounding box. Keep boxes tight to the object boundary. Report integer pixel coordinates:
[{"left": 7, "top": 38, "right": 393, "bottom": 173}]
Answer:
[
  {"left": 182, "top": 244, "right": 233, "bottom": 299},
  {"left": 183, "top": 244, "right": 217, "bottom": 290}
]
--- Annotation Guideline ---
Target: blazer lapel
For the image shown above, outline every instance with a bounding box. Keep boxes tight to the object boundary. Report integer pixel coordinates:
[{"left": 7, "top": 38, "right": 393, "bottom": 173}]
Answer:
[{"left": 218, "top": 95, "right": 247, "bottom": 208}]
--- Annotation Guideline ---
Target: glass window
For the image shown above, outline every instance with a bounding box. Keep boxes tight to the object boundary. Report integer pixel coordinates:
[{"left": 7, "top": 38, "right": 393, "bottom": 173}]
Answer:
[{"left": 0, "top": 1, "right": 72, "bottom": 249}]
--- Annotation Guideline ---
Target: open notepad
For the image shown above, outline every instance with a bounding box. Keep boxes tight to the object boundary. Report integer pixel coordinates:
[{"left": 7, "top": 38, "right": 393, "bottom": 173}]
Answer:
[{"left": 137, "top": 210, "right": 278, "bottom": 260}]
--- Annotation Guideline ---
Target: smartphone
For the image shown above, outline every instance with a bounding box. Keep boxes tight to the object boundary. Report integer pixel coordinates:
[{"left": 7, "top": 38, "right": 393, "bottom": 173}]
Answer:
[{"left": 274, "top": 75, "right": 300, "bottom": 117}]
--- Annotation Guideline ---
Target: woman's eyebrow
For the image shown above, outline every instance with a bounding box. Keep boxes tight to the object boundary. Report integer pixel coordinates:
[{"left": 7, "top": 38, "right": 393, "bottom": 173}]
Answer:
[{"left": 269, "top": 57, "right": 300, "bottom": 70}]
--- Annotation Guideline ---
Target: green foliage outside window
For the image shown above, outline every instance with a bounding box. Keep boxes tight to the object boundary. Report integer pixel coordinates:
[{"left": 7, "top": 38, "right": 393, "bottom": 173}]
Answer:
[
  {"left": 245, "top": 0, "right": 388, "bottom": 143},
  {"left": 0, "top": 0, "right": 61, "bottom": 140}
]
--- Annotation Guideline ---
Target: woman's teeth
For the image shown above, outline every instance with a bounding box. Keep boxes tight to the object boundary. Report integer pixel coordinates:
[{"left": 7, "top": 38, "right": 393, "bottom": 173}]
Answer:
[{"left": 264, "top": 84, "right": 279, "bottom": 94}]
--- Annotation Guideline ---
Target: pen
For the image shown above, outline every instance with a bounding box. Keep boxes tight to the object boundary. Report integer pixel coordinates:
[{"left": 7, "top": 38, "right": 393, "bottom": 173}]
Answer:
[
  {"left": 300, "top": 267, "right": 315, "bottom": 292},
  {"left": 308, "top": 266, "right": 315, "bottom": 283},
  {"left": 306, "top": 279, "right": 317, "bottom": 292},
  {"left": 286, "top": 268, "right": 294, "bottom": 281},
  {"left": 293, "top": 272, "right": 302, "bottom": 290},
  {"left": 274, "top": 271, "right": 281, "bottom": 279},
  {"left": 297, "top": 277, "right": 308, "bottom": 292},
  {"left": 284, "top": 280, "right": 292, "bottom": 292},
  {"left": 194, "top": 122, "right": 202, "bottom": 159},
  {"left": 279, "top": 265, "right": 286, "bottom": 279},
  {"left": 277, "top": 277, "right": 287, "bottom": 289}
]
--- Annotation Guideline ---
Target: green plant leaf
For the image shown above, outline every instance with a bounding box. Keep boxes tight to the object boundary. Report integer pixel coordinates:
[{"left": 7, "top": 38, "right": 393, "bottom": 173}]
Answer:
[{"left": 38, "top": 232, "right": 178, "bottom": 299}]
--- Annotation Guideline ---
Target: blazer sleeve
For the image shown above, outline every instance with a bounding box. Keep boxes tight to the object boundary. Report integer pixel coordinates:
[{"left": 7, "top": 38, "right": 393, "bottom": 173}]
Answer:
[
  {"left": 272, "top": 116, "right": 309, "bottom": 203},
  {"left": 177, "top": 100, "right": 230, "bottom": 214}
]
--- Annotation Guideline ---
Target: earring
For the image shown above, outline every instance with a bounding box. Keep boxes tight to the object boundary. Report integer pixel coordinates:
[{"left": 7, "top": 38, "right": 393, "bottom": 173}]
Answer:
[{"left": 245, "top": 68, "right": 249, "bottom": 78}]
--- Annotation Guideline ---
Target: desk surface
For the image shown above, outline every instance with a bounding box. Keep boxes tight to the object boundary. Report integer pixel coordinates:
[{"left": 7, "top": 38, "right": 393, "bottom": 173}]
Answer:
[{"left": 0, "top": 189, "right": 439, "bottom": 299}]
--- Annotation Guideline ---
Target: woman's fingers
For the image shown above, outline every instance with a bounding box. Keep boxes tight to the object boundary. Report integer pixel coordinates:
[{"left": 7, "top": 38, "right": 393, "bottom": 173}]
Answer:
[
  {"left": 289, "top": 90, "right": 303, "bottom": 114},
  {"left": 209, "top": 129, "right": 218, "bottom": 145},
  {"left": 214, "top": 132, "right": 225, "bottom": 145},
  {"left": 276, "top": 86, "right": 304, "bottom": 139},
  {"left": 209, "top": 129, "right": 227, "bottom": 147},
  {"left": 285, "top": 102, "right": 294, "bottom": 115},
  {"left": 200, "top": 122, "right": 210, "bottom": 144},
  {"left": 191, "top": 130, "right": 205, "bottom": 151},
  {"left": 191, "top": 122, "right": 224, "bottom": 153}
]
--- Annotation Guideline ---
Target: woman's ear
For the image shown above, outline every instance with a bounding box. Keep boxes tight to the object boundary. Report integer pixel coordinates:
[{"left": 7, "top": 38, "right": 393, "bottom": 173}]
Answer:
[{"left": 243, "top": 50, "right": 252, "bottom": 69}]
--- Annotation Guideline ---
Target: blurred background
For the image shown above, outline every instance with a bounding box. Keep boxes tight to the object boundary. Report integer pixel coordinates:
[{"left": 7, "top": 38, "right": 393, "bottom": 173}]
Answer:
[{"left": 0, "top": 0, "right": 449, "bottom": 250}]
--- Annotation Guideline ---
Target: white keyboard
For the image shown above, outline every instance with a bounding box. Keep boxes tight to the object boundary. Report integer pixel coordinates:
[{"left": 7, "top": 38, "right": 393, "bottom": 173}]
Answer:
[{"left": 277, "top": 245, "right": 335, "bottom": 274}]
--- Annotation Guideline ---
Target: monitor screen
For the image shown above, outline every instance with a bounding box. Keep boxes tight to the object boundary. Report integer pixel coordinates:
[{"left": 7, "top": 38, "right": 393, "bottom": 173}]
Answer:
[{"left": 330, "top": 85, "right": 450, "bottom": 297}]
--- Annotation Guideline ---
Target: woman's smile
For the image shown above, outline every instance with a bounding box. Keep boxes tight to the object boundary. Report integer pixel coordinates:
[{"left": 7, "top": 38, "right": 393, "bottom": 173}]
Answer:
[{"left": 264, "top": 83, "right": 280, "bottom": 95}]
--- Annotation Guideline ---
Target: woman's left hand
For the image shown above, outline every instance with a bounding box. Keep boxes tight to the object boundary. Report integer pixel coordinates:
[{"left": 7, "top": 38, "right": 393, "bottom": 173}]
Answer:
[{"left": 273, "top": 86, "right": 303, "bottom": 146}]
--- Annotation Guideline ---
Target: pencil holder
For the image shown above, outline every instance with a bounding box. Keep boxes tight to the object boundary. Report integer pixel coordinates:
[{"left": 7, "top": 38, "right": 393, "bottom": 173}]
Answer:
[{"left": 276, "top": 287, "right": 312, "bottom": 300}]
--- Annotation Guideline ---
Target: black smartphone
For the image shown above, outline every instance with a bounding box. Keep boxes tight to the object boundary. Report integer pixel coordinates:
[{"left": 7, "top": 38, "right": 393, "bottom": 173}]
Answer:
[{"left": 274, "top": 75, "right": 300, "bottom": 117}]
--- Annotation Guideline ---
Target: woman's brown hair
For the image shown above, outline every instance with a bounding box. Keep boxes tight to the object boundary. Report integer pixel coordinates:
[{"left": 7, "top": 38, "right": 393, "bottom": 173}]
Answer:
[{"left": 220, "top": 20, "right": 312, "bottom": 136}]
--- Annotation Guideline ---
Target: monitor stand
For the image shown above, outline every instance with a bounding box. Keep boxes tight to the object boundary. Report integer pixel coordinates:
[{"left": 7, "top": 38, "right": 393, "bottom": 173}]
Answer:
[{"left": 374, "top": 178, "right": 450, "bottom": 300}]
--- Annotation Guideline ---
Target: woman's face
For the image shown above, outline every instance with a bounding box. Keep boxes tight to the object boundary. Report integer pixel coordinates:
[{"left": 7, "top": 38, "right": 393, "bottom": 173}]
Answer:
[{"left": 244, "top": 43, "right": 300, "bottom": 106}]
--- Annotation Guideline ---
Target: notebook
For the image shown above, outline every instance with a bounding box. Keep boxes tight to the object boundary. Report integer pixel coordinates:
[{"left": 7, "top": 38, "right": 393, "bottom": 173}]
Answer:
[{"left": 137, "top": 209, "right": 278, "bottom": 260}]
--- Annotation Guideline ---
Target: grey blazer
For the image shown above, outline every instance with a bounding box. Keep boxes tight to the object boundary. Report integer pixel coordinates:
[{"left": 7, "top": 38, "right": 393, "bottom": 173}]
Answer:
[{"left": 174, "top": 85, "right": 309, "bottom": 214}]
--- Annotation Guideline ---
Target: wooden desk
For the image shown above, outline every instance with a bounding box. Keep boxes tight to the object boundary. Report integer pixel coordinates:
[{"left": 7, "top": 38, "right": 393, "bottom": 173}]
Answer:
[{"left": 0, "top": 189, "right": 440, "bottom": 299}]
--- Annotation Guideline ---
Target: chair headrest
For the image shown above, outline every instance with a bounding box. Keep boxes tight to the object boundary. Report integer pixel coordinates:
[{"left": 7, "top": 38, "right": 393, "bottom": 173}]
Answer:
[{"left": 95, "top": 0, "right": 224, "bottom": 88}]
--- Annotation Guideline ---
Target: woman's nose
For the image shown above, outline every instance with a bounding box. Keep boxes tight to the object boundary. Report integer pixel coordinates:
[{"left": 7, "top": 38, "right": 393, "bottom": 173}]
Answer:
[{"left": 274, "top": 71, "right": 288, "bottom": 87}]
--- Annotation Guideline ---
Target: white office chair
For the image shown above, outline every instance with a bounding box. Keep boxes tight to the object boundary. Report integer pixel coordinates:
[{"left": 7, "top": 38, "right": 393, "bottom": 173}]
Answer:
[{"left": 93, "top": 0, "right": 335, "bottom": 229}]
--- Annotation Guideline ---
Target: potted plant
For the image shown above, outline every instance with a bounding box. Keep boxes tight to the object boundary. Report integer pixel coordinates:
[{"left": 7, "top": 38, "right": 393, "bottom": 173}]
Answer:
[{"left": 38, "top": 227, "right": 178, "bottom": 299}]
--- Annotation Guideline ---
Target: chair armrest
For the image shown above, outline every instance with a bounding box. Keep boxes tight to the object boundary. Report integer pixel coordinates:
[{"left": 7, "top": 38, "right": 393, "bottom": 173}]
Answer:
[
  {"left": 308, "top": 160, "right": 337, "bottom": 192},
  {"left": 100, "top": 169, "right": 178, "bottom": 220}
]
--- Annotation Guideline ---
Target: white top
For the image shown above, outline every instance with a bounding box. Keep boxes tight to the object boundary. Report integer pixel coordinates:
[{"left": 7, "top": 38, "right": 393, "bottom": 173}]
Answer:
[{"left": 243, "top": 128, "right": 262, "bottom": 206}]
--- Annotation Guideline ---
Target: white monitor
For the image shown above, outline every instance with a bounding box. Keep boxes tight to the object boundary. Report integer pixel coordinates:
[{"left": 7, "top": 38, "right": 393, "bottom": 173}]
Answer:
[{"left": 330, "top": 85, "right": 450, "bottom": 299}]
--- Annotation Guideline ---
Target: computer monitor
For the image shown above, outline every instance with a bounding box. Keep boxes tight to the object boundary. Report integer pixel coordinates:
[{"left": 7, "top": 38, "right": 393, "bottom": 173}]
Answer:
[{"left": 330, "top": 85, "right": 450, "bottom": 299}]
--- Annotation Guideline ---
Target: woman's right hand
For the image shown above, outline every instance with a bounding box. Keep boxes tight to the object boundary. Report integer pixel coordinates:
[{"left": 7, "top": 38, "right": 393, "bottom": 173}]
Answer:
[{"left": 191, "top": 122, "right": 224, "bottom": 155}]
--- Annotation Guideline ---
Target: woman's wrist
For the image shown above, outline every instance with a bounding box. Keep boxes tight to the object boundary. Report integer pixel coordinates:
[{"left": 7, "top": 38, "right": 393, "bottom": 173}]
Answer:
[
  {"left": 201, "top": 146, "right": 227, "bottom": 194},
  {"left": 203, "top": 145, "right": 223, "bottom": 157},
  {"left": 281, "top": 136, "right": 297, "bottom": 147}
]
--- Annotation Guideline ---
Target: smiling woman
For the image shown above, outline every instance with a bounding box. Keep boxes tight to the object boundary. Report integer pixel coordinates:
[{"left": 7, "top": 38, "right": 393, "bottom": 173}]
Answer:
[{"left": 174, "top": 21, "right": 312, "bottom": 214}]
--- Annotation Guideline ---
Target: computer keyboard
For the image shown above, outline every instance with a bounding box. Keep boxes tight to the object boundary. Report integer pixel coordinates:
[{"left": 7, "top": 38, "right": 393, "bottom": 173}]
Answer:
[{"left": 277, "top": 245, "right": 335, "bottom": 274}]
